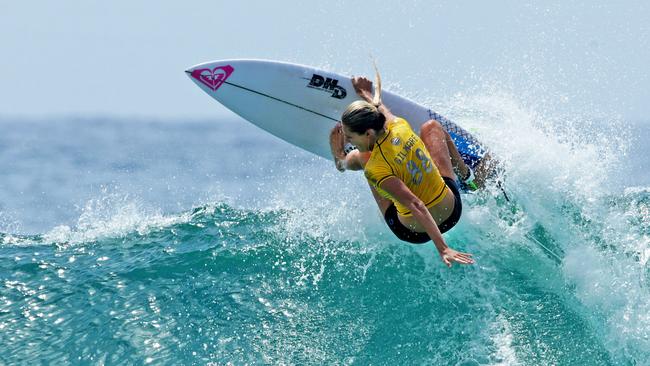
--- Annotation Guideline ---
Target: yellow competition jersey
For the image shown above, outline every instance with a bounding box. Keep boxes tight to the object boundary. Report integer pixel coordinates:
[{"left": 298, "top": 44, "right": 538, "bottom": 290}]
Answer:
[{"left": 364, "top": 118, "right": 448, "bottom": 216}]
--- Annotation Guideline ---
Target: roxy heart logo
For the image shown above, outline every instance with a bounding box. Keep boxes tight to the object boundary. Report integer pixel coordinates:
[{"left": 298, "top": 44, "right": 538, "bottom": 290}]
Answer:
[{"left": 190, "top": 65, "right": 234, "bottom": 91}]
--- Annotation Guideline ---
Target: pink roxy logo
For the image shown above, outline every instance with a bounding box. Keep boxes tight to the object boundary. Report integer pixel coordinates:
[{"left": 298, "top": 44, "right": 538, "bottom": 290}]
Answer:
[{"left": 190, "top": 65, "right": 234, "bottom": 91}]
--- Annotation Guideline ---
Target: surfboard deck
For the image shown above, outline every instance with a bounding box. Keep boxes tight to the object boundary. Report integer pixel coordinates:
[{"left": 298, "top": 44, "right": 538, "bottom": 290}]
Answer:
[{"left": 185, "top": 59, "right": 487, "bottom": 170}]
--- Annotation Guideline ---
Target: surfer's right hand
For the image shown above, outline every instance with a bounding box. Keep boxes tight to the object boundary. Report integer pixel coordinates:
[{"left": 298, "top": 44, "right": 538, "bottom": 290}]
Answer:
[
  {"left": 351, "top": 76, "right": 374, "bottom": 102},
  {"left": 439, "top": 247, "right": 475, "bottom": 267},
  {"left": 329, "top": 123, "right": 346, "bottom": 172}
]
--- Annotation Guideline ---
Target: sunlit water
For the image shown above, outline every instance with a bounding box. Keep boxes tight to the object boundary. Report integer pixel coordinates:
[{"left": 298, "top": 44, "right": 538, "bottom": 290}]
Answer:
[{"left": 0, "top": 94, "right": 648, "bottom": 364}]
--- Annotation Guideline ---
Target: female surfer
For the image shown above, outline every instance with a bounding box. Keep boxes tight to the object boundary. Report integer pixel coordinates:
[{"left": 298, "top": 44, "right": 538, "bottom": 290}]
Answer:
[{"left": 329, "top": 73, "right": 475, "bottom": 267}]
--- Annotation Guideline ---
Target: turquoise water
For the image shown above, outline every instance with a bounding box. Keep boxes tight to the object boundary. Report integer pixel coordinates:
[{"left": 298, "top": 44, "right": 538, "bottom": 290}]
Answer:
[{"left": 0, "top": 110, "right": 648, "bottom": 364}]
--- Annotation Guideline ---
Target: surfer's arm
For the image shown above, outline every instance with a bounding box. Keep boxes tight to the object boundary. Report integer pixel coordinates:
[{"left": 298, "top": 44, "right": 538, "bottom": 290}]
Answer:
[
  {"left": 340, "top": 150, "right": 365, "bottom": 171},
  {"left": 334, "top": 149, "right": 366, "bottom": 171},
  {"left": 379, "top": 177, "right": 474, "bottom": 267},
  {"left": 380, "top": 177, "right": 446, "bottom": 249},
  {"left": 330, "top": 123, "right": 366, "bottom": 171}
]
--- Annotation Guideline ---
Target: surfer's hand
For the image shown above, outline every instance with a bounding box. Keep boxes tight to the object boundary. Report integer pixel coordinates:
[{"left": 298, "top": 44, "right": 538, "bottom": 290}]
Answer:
[
  {"left": 329, "top": 123, "right": 346, "bottom": 172},
  {"left": 351, "top": 76, "right": 374, "bottom": 102},
  {"left": 439, "top": 247, "right": 474, "bottom": 267}
]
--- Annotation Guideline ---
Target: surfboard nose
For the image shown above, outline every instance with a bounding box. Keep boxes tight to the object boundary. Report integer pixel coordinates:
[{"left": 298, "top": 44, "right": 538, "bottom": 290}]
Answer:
[{"left": 185, "top": 63, "right": 235, "bottom": 92}]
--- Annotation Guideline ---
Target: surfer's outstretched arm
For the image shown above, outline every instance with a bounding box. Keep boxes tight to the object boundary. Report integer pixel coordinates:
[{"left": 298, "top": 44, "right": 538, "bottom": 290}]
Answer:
[{"left": 379, "top": 177, "right": 474, "bottom": 267}]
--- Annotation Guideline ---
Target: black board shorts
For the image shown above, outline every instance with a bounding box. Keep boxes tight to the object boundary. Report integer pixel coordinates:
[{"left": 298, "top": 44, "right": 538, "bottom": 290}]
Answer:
[{"left": 383, "top": 177, "right": 462, "bottom": 244}]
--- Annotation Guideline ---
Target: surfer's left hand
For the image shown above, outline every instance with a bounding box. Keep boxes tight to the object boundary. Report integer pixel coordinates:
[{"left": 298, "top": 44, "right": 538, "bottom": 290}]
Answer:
[
  {"left": 351, "top": 76, "right": 374, "bottom": 102},
  {"left": 439, "top": 247, "right": 475, "bottom": 267}
]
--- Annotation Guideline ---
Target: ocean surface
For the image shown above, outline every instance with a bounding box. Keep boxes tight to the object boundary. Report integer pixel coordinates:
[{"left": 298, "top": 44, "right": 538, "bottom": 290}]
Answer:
[{"left": 0, "top": 108, "right": 649, "bottom": 364}]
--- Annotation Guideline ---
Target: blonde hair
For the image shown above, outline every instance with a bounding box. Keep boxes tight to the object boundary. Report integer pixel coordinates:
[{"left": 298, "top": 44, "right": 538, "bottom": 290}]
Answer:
[
  {"left": 341, "top": 62, "right": 385, "bottom": 134},
  {"left": 371, "top": 59, "right": 382, "bottom": 107}
]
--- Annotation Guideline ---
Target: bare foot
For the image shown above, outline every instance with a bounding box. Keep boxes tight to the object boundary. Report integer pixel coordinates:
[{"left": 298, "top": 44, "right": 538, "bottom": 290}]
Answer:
[{"left": 473, "top": 153, "right": 500, "bottom": 188}]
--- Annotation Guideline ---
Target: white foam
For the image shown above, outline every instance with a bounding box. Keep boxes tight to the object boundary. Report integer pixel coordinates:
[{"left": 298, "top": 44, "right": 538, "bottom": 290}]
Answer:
[
  {"left": 42, "top": 189, "right": 191, "bottom": 246},
  {"left": 0, "top": 211, "right": 22, "bottom": 237},
  {"left": 563, "top": 244, "right": 650, "bottom": 359},
  {"left": 488, "top": 315, "right": 522, "bottom": 366},
  {"left": 426, "top": 88, "right": 647, "bottom": 361}
]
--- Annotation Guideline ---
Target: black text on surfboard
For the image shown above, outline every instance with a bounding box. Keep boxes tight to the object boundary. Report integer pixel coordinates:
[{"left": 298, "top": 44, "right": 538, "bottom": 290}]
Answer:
[{"left": 306, "top": 74, "right": 347, "bottom": 99}]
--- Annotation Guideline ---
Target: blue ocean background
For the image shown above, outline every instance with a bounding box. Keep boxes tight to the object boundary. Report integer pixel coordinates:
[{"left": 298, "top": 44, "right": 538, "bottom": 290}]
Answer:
[{"left": 1, "top": 95, "right": 649, "bottom": 364}]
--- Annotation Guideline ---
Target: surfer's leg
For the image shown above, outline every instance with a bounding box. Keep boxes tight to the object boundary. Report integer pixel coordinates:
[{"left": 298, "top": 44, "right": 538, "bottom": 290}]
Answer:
[
  {"left": 423, "top": 120, "right": 497, "bottom": 189},
  {"left": 419, "top": 119, "right": 460, "bottom": 180},
  {"left": 442, "top": 128, "right": 471, "bottom": 180}
]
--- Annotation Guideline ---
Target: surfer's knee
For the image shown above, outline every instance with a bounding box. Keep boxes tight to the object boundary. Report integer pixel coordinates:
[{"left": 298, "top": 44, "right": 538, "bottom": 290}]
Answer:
[{"left": 420, "top": 119, "right": 445, "bottom": 139}]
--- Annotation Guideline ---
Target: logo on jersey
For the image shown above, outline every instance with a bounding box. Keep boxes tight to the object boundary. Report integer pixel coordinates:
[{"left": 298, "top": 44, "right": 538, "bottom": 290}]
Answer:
[
  {"left": 190, "top": 65, "right": 234, "bottom": 91},
  {"left": 391, "top": 137, "right": 402, "bottom": 146},
  {"left": 306, "top": 74, "right": 347, "bottom": 99},
  {"left": 393, "top": 135, "right": 418, "bottom": 165}
]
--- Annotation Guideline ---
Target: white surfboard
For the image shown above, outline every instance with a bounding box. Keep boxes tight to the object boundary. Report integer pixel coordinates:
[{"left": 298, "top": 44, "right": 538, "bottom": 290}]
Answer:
[{"left": 185, "top": 59, "right": 487, "bottom": 169}]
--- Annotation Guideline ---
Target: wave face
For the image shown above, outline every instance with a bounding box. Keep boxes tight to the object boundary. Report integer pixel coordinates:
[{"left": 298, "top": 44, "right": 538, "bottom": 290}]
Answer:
[{"left": 1, "top": 106, "right": 649, "bottom": 364}]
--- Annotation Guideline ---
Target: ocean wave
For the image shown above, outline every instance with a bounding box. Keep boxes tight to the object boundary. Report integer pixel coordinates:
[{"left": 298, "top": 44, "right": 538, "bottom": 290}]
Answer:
[
  {"left": 1, "top": 182, "right": 647, "bottom": 363},
  {"left": 1, "top": 91, "right": 648, "bottom": 363}
]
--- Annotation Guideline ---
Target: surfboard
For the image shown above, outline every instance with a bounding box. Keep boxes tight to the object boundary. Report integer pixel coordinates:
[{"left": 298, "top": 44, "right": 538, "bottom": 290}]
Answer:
[{"left": 185, "top": 59, "right": 487, "bottom": 170}]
